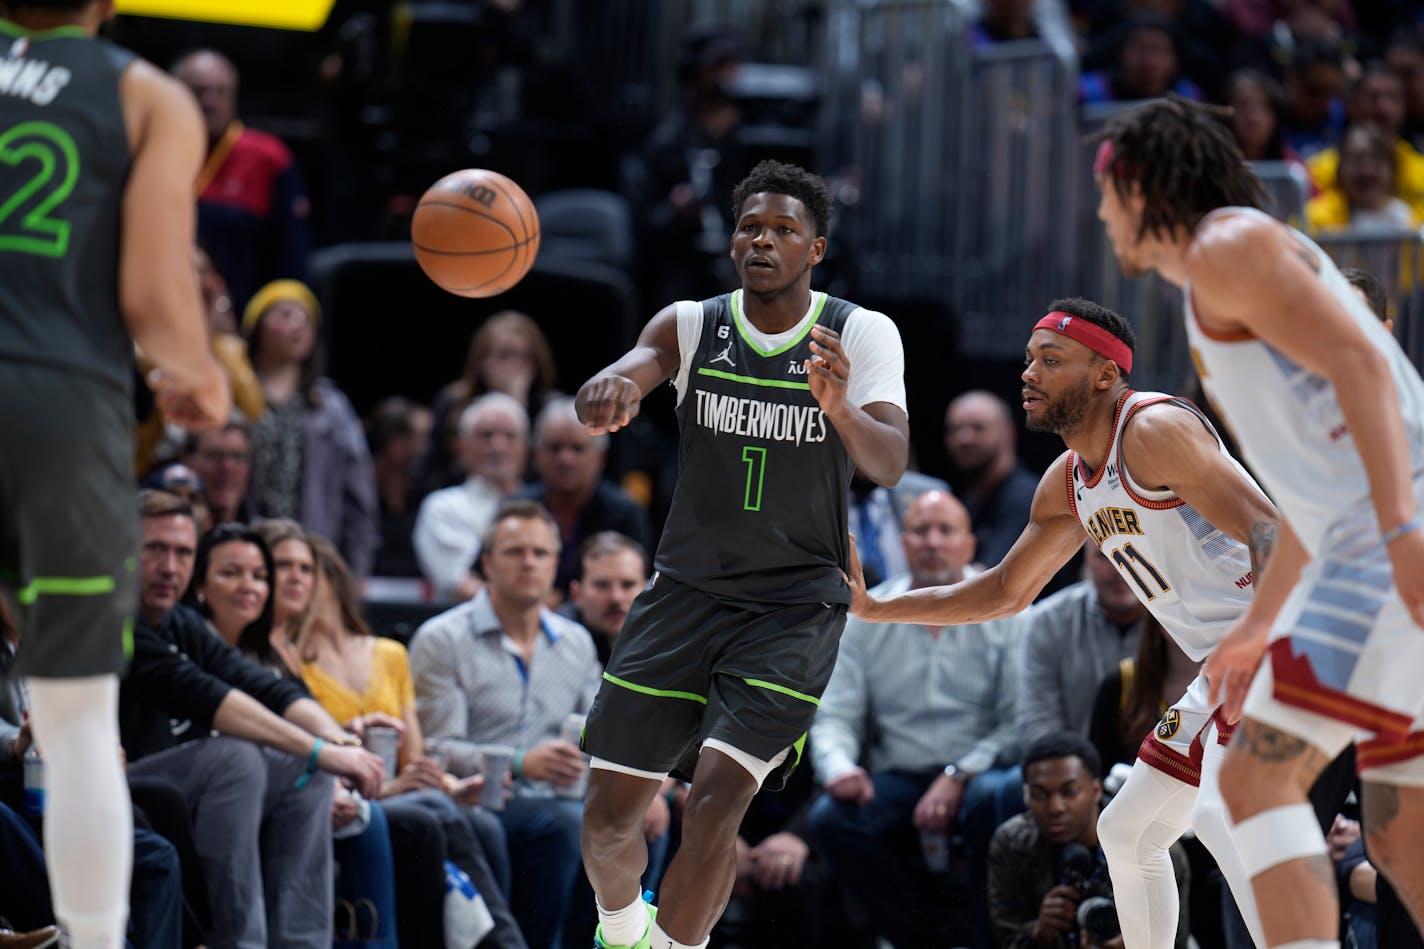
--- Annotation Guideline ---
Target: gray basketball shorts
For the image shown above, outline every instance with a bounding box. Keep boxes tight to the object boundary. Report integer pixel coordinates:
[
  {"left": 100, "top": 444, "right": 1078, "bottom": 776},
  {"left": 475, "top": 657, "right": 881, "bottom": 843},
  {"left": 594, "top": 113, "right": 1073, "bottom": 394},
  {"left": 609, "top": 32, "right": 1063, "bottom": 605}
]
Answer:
[
  {"left": 582, "top": 572, "right": 848, "bottom": 791},
  {"left": 0, "top": 362, "right": 138, "bottom": 677}
]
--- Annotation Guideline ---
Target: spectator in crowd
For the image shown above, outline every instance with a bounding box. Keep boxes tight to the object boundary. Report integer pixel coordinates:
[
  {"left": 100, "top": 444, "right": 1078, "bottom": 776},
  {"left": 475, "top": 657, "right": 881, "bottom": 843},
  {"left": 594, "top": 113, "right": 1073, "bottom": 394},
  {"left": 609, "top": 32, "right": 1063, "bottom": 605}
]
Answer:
[
  {"left": 120, "top": 491, "right": 384, "bottom": 948},
  {"left": 1089, "top": 616, "right": 1202, "bottom": 771},
  {"left": 942, "top": 390, "right": 1038, "bottom": 569},
  {"left": 1306, "top": 64, "right": 1424, "bottom": 217},
  {"left": 988, "top": 732, "right": 1190, "bottom": 949},
  {"left": 810, "top": 491, "right": 1024, "bottom": 949},
  {"left": 1280, "top": 41, "right": 1349, "bottom": 158},
  {"left": 1306, "top": 122, "right": 1422, "bottom": 233},
  {"left": 424, "top": 311, "right": 559, "bottom": 496},
  {"left": 1329, "top": 814, "right": 1379, "bottom": 949},
  {"left": 969, "top": 0, "right": 1037, "bottom": 47},
  {"left": 1079, "top": 15, "right": 1204, "bottom": 104},
  {"left": 522, "top": 398, "right": 651, "bottom": 599},
  {"left": 1388, "top": 27, "right": 1424, "bottom": 151},
  {"left": 624, "top": 23, "right": 748, "bottom": 304},
  {"left": 183, "top": 418, "right": 253, "bottom": 526},
  {"left": 414, "top": 392, "right": 531, "bottom": 601},
  {"left": 1223, "top": 69, "right": 1311, "bottom": 176},
  {"left": 1342, "top": 265, "right": 1393, "bottom": 330},
  {"left": 565, "top": 531, "right": 649, "bottom": 667},
  {"left": 142, "top": 463, "right": 214, "bottom": 536},
  {"left": 410, "top": 500, "right": 603, "bottom": 949},
  {"left": 188, "top": 523, "right": 275, "bottom": 654},
  {"left": 244, "top": 279, "right": 380, "bottom": 577},
  {"left": 172, "top": 49, "right": 311, "bottom": 311},
  {"left": 1018, "top": 543, "right": 1146, "bottom": 745},
  {"left": 367, "top": 397, "right": 433, "bottom": 578},
  {"left": 847, "top": 468, "right": 951, "bottom": 590}
]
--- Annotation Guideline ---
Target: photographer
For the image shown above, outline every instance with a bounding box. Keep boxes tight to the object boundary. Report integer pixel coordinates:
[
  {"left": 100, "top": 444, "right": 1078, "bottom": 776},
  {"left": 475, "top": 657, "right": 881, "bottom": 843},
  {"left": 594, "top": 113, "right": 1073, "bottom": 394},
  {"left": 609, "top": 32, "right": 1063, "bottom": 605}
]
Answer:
[{"left": 988, "top": 732, "right": 1190, "bottom": 948}]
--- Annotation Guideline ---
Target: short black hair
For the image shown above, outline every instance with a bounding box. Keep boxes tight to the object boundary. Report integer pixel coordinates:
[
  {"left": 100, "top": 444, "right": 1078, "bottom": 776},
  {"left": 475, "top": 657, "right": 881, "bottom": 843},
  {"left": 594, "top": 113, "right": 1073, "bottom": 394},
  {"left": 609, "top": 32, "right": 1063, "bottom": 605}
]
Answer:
[
  {"left": 1097, "top": 95, "right": 1266, "bottom": 240},
  {"left": 1341, "top": 267, "right": 1389, "bottom": 322},
  {"left": 1045, "top": 296, "right": 1136, "bottom": 379},
  {"left": 731, "top": 160, "right": 833, "bottom": 238},
  {"left": 1024, "top": 730, "right": 1103, "bottom": 779}
]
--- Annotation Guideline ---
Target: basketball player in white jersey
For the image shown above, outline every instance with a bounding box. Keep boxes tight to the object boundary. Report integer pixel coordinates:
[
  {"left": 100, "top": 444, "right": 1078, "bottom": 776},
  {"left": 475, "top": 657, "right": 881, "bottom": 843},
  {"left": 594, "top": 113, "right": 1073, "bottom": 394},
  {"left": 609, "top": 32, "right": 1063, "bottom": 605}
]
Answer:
[
  {"left": 847, "top": 296, "right": 1278, "bottom": 948},
  {"left": 1093, "top": 96, "right": 1424, "bottom": 949}
]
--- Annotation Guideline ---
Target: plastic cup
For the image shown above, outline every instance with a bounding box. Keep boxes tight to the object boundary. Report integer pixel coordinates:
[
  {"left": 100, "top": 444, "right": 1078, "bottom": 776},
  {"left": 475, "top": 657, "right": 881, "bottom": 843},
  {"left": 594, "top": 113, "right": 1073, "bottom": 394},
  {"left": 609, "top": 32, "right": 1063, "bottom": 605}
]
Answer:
[
  {"left": 479, "top": 745, "right": 515, "bottom": 811},
  {"left": 557, "top": 713, "right": 589, "bottom": 799},
  {"left": 363, "top": 725, "right": 399, "bottom": 779}
]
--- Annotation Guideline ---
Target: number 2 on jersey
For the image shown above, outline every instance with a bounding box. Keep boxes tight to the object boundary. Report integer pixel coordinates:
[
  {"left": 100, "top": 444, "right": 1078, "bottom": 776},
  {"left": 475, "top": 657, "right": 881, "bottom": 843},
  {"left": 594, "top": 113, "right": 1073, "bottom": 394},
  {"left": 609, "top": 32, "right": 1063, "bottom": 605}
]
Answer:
[
  {"left": 0, "top": 121, "right": 80, "bottom": 258},
  {"left": 1111, "top": 542, "right": 1170, "bottom": 600},
  {"left": 741, "top": 446, "right": 767, "bottom": 511}
]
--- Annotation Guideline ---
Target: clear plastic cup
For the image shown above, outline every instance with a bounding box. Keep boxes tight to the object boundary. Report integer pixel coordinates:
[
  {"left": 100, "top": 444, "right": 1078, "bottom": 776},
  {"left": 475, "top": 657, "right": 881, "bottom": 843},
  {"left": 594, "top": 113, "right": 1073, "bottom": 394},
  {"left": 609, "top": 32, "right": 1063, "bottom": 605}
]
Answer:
[
  {"left": 363, "top": 725, "right": 399, "bottom": 779},
  {"left": 479, "top": 744, "right": 515, "bottom": 811}
]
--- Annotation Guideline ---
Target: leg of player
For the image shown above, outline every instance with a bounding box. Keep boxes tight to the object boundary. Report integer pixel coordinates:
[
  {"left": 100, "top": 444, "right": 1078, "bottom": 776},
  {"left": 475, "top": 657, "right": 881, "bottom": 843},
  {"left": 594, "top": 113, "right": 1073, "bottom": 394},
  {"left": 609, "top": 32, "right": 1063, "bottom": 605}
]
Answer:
[
  {"left": 651, "top": 749, "right": 761, "bottom": 949},
  {"left": 25, "top": 675, "right": 133, "bottom": 949},
  {"left": 583, "top": 767, "right": 665, "bottom": 947},
  {"left": 1361, "top": 780, "right": 1424, "bottom": 933},
  {"left": 1097, "top": 760, "right": 1196, "bottom": 948},
  {"left": 1218, "top": 718, "right": 1336, "bottom": 948},
  {"left": 1190, "top": 734, "right": 1268, "bottom": 948}
]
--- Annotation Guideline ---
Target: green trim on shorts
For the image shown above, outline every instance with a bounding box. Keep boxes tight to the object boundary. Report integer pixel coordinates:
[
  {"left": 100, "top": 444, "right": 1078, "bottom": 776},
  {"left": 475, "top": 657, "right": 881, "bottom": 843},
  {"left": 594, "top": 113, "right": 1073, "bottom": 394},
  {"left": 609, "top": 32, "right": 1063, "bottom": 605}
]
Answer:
[
  {"left": 122, "top": 615, "right": 134, "bottom": 663},
  {"left": 602, "top": 672, "right": 708, "bottom": 705},
  {"left": 10, "top": 574, "right": 117, "bottom": 605},
  {"left": 738, "top": 676, "right": 821, "bottom": 707}
]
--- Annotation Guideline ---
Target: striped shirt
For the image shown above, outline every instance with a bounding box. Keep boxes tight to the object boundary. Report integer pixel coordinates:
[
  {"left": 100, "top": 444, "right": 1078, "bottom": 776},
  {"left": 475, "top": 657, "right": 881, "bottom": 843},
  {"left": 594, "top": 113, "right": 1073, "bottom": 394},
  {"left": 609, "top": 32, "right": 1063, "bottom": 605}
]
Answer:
[
  {"left": 410, "top": 590, "right": 602, "bottom": 788},
  {"left": 811, "top": 575, "right": 1025, "bottom": 781}
]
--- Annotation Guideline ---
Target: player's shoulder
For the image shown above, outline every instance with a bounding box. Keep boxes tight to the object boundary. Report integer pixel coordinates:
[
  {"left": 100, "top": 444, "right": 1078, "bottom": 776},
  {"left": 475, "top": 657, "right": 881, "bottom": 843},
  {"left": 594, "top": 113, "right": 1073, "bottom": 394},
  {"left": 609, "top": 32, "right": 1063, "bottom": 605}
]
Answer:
[
  {"left": 1187, "top": 208, "right": 1283, "bottom": 278},
  {"left": 1121, "top": 395, "right": 1205, "bottom": 444},
  {"left": 120, "top": 56, "right": 203, "bottom": 142}
]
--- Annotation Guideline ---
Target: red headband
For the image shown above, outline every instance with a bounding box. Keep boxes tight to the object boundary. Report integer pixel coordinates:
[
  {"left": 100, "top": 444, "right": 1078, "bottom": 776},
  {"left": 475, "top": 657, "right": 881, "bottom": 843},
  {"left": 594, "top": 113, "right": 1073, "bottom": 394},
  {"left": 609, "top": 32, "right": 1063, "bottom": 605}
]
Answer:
[
  {"left": 1032, "top": 311, "right": 1133, "bottom": 373},
  {"left": 1093, "top": 139, "right": 1115, "bottom": 176}
]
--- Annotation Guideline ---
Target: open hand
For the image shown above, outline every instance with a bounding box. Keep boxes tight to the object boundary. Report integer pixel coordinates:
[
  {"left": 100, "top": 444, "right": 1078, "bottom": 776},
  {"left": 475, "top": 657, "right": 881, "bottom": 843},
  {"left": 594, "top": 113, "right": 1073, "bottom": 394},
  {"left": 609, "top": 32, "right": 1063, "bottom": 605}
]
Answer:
[
  {"left": 1205, "top": 616, "right": 1271, "bottom": 723},
  {"left": 806, "top": 325, "right": 849, "bottom": 416}
]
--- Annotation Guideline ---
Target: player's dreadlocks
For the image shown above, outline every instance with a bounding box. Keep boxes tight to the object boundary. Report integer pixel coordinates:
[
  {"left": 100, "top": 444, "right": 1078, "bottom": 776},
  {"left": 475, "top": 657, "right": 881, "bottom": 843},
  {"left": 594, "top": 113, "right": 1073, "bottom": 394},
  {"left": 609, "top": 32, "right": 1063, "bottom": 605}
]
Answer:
[
  {"left": 1096, "top": 95, "right": 1266, "bottom": 241},
  {"left": 731, "top": 160, "right": 834, "bottom": 238}
]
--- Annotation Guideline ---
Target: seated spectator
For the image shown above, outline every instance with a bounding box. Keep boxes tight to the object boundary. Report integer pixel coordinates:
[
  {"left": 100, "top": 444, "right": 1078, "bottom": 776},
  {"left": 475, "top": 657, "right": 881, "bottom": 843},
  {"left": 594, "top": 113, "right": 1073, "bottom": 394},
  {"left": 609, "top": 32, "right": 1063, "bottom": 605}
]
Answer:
[
  {"left": 522, "top": 398, "right": 651, "bottom": 599},
  {"left": 1306, "top": 64, "right": 1424, "bottom": 219},
  {"left": 810, "top": 491, "right": 1025, "bottom": 949},
  {"left": 1280, "top": 41, "right": 1349, "bottom": 159},
  {"left": 367, "top": 397, "right": 433, "bottom": 578},
  {"left": 1224, "top": 69, "right": 1311, "bottom": 177},
  {"left": 565, "top": 531, "right": 649, "bottom": 667},
  {"left": 0, "top": 801, "right": 61, "bottom": 946},
  {"left": 847, "top": 468, "right": 950, "bottom": 590},
  {"left": 414, "top": 392, "right": 530, "bottom": 600},
  {"left": 1307, "top": 122, "right": 1423, "bottom": 234},
  {"left": 424, "top": 311, "right": 559, "bottom": 496},
  {"left": 142, "top": 463, "right": 214, "bottom": 536},
  {"left": 1018, "top": 543, "right": 1146, "bottom": 746},
  {"left": 942, "top": 391, "right": 1038, "bottom": 570},
  {"left": 411, "top": 500, "right": 605, "bottom": 949},
  {"left": 988, "top": 732, "right": 1189, "bottom": 949},
  {"left": 188, "top": 523, "right": 274, "bottom": 653},
  {"left": 1342, "top": 265, "right": 1393, "bottom": 331},
  {"left": 1388, "top": 27, "right": 1424, "bottom": 152},
  {"left": 183, "top": 418, "right": 253, "bottom": 526},
  {"left": 121, "top": 490, "right": 384, "bottom": 947},
  {"left": 1079, "top": 15, "right": 1203, "bottom": 105},
  {"left": 172, "top": 49, "right": 311, "bottom": 312},
  {"left": 1088, "top": 616, "right": 1202, "bottom": 771},
  {"left": 244, "top": 279, "right": 380, "bottom": 576}
]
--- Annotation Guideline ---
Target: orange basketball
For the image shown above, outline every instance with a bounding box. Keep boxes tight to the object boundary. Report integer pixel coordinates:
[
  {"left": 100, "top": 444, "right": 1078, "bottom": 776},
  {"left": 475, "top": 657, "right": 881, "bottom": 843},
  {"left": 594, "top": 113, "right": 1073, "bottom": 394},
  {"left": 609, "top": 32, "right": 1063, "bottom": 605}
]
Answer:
[{"left": 412, "top": 169, "right": 540, "bottom": 298}]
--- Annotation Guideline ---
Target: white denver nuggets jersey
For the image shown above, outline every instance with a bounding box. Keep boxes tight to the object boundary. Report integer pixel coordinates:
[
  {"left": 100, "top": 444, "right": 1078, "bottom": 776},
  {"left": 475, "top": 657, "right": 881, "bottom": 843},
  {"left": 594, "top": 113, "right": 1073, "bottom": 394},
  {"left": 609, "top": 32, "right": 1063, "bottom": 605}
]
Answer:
[
  {"left": 1068, "top": 391, "right": 1257, "bottom": 661},
  {"left": 1183, "top": 208, "right": 1424, "bottom": 554}
]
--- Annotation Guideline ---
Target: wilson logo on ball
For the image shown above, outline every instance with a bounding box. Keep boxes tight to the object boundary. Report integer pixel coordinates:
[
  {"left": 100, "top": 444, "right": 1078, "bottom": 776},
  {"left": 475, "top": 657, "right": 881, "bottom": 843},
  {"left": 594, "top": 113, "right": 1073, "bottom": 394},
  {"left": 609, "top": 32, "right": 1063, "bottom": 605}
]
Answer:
[{"left": 412, "top": 168, "right": 541, "bottom": 299}]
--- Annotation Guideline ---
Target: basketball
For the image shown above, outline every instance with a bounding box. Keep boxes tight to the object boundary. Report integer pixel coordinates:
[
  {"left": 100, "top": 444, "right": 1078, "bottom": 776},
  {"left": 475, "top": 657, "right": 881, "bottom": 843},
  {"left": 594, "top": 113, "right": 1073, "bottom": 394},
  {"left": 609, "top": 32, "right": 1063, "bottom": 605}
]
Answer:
[{"left": 411, "top": 169, "right": 541, "bottom": 298}]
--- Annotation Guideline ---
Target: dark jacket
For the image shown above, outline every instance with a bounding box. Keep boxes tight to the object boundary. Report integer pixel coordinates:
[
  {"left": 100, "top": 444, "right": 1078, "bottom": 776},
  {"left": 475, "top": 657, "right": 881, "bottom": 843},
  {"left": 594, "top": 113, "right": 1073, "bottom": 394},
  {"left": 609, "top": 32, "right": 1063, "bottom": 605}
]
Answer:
[{"left": 120, "top": 604, "right": 307, "bottom": 761}]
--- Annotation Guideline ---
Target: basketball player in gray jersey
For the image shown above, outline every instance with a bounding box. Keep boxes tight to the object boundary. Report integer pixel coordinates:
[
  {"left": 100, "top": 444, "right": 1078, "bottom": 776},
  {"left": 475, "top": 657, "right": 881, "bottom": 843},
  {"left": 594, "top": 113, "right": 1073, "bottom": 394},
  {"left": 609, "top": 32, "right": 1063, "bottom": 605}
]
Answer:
[
  {"left": 575, "top": 161, "right": 909, "bottom": 949},
  {"left": 0, "top": 1, "right": 229, "bottom": 945}
]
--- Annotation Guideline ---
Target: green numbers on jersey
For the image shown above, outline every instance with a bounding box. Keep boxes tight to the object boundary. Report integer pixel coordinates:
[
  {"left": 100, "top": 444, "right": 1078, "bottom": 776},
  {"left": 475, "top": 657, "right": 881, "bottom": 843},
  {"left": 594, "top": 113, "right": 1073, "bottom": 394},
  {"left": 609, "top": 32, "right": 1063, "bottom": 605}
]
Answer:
[
  {"left": 0, "top": 121, "right": 80, "bottom": 258},
  {"left": 1110, "top": 542, "right": 1171, "bottom": 600},
  {"left": 741, "top": 446, "right": 767, "bottom": 511}
]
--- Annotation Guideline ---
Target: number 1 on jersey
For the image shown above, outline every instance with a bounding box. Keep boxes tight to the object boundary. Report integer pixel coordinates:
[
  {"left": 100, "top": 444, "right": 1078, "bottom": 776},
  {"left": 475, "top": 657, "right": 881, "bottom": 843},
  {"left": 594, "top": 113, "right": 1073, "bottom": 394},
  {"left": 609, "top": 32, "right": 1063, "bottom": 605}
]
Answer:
[
  {"left": 1111, "top": 542, "right": 1170, "bottom": 600},
  {"left": 741, "top": 446, "right": 767, "bottom": 511}
]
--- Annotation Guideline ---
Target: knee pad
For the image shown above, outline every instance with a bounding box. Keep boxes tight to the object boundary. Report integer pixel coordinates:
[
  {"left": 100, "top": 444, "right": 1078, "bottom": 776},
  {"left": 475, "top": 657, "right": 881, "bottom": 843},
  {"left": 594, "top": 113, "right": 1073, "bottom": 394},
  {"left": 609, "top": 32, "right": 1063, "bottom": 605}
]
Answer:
[{"left": 1232, "top": 803, "right": 1325, "bottom": 878}]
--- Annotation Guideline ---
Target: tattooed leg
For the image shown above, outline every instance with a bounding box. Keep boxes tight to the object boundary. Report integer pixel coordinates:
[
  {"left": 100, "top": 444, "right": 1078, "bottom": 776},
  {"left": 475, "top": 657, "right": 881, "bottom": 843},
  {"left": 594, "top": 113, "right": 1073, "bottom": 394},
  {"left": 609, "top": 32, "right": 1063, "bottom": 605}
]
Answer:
[{"left": 1364, "top": 780, "right": 1424, "bottom": 935}]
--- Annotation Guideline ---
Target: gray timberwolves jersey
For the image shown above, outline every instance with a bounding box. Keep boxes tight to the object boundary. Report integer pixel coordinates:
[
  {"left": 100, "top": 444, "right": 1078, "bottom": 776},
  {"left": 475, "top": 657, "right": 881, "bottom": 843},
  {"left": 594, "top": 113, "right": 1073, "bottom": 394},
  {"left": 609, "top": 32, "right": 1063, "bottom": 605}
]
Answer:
[{"left": 656, "top": 291, "right": 858, "bottom": 606}]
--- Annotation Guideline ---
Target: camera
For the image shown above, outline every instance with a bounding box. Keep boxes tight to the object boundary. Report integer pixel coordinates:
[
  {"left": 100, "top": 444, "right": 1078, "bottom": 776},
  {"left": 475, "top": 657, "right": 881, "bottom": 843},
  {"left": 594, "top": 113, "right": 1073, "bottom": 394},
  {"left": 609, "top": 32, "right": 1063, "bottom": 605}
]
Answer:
[
  {"left": 1077, "top": 896, "right": 1121, "bottom": 944},
  {"left": 1059, "top": 842, "right": 1097, "bottom": 888}
]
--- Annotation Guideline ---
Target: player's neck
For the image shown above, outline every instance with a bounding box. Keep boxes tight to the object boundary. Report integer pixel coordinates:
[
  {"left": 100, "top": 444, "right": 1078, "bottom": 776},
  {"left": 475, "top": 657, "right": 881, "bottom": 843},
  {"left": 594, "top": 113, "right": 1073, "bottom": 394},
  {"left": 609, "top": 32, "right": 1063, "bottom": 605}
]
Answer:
[
  {"left": 1153, "top": 230, "right": 1196, "bottom": 288},
  {"left": 1061, "top": 389, "right": 1128, "bottom": 474},
  {"left": 740, "top": 283, "right": 813, "bottom": 335}
]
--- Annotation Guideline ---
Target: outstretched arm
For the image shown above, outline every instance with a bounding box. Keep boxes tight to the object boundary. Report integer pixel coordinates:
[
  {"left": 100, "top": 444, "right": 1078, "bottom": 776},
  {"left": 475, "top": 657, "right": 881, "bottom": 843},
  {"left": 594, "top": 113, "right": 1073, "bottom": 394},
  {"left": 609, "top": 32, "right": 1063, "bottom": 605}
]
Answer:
[
  {"left": 576, "top": 305, "right": 681, "bottom": 434},
  {"left": 1188, "top": 213, "right": 1423, "bottom": 626},
  {"left": 850, "top": 455, "right": 1085, "bottom": 624}
]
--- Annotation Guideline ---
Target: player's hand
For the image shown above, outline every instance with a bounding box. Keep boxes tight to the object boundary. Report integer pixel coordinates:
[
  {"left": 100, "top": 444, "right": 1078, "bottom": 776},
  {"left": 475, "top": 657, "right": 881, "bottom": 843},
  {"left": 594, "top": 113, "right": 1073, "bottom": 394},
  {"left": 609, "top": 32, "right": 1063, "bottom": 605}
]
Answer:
[
  {"left": 577, "top": 373, "right": 642, "bottom": 435},
  {"left": 1205, "top": 615, "right": 1271, "bottom": 723},
  {"left": 825, "top": 767, "right": 875, "bottom": 805},
  {"left": 149, "top": 359, "right": 231, "bottom": 431},
  {"left": 806, "top": 325, "right": 850, "bottom": 417},
  {"left": 642, "top": 792, "right": 671, "bottom": 842},
  {"left": 750, "top": 832, "right": 809, "bottom": 891},
  {"left": 1385, "top": 527, "right": 1424, "bottom": 630},
  {"left": 913, "top": 773, "right": 965, "bottom": 833},
  {"left": 320, "top": 743, "right": 386, "bottom": 799},
  {"left": 1033, "top": 885, "right": 1080, "bottom": 943},
  {"left": 521, "top": 740, "right": 587, "bottom": 786},
  {"left": 844, "top": 534, "right": 873, "bottom": 616}
]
